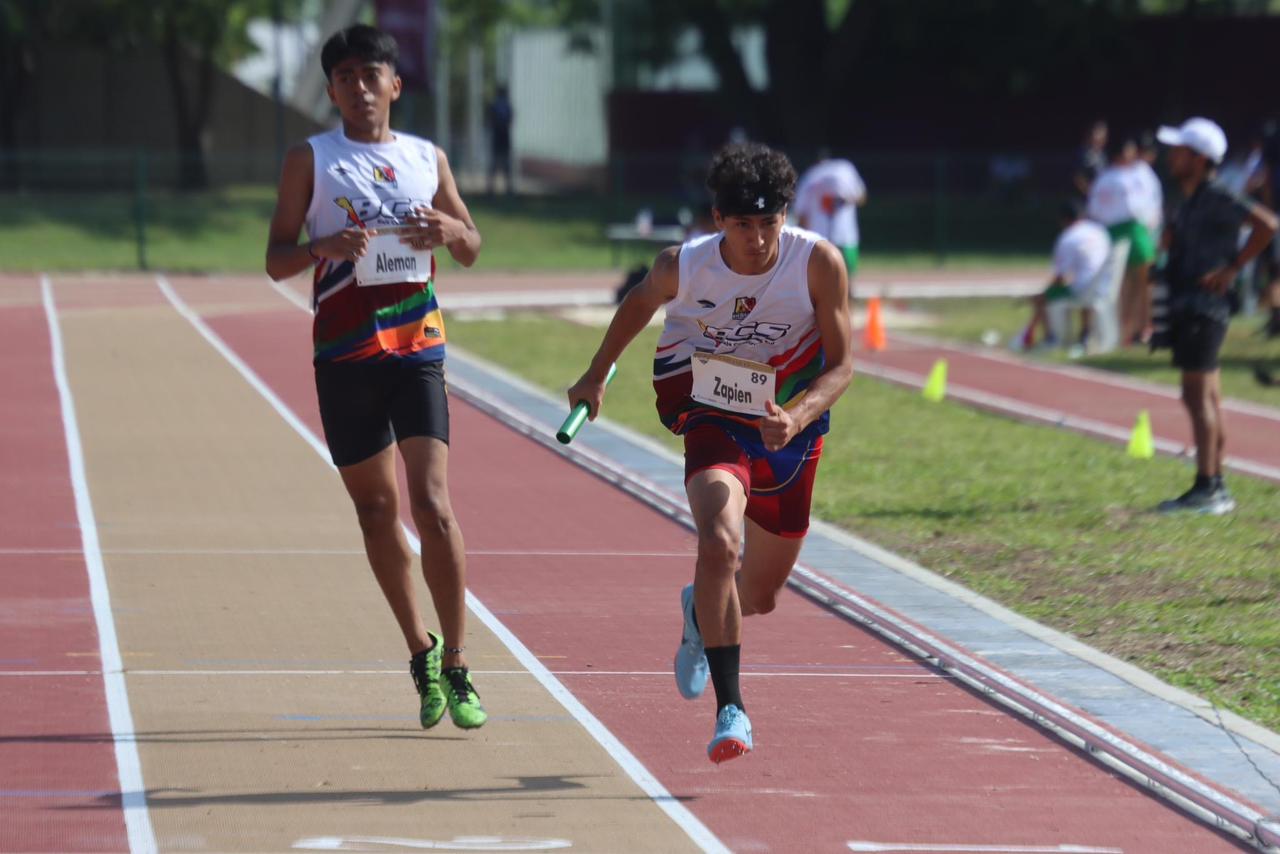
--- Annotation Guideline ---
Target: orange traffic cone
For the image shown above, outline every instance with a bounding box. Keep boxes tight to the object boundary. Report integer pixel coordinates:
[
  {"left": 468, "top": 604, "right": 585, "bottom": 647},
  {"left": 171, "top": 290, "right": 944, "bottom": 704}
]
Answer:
[{"left": 863, "top": 297, "right": 887, "bottom": 352}]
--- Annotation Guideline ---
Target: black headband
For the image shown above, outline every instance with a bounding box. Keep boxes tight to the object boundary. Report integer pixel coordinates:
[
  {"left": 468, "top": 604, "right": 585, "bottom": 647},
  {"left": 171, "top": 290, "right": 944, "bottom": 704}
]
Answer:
[{"left": 714, "top": 184, "right": 787, "bottom": 217}]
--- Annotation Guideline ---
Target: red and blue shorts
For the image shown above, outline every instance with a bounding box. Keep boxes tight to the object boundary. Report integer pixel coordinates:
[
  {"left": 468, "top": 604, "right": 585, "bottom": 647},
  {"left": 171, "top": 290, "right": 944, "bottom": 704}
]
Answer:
[{"left": 683, "top": 421, "right": 824, "bottom": 539}]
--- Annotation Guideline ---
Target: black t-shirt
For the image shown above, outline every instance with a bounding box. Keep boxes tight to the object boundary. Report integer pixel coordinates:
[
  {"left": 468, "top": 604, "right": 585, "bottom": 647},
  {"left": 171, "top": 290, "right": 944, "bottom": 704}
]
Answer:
[{"left": 1165, "top": 179, "right": 1252, "bottom": 320}]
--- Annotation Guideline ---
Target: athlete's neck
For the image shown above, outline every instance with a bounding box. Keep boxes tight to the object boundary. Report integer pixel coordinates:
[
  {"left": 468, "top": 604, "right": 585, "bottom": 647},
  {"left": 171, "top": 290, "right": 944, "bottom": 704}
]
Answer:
[
  {"left": 341, "top": 120, "right": 395, "bottom": 144},
  {"left": 718, "top": 238, "right": 780, "bottom": 276}
]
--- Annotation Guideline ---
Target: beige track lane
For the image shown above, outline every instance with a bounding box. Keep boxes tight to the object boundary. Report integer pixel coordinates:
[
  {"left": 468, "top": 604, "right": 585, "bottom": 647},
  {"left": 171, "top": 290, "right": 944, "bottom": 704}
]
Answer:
[{"left": 55, "top": 279, "right": 700, "bottom": 852}]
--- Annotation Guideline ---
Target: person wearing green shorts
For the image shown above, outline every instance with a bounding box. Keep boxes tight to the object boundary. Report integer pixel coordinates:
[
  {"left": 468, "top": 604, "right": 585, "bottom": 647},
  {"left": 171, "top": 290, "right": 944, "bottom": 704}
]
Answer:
[
  {"left": 841, "top": 244, "right": 860, "bottom": 277},
  {"left": 795, "top": 155, "right": 866, "bottom": 293},
  {"left": 1088, "top": 136, "right": 1157, "bottom": 344}
]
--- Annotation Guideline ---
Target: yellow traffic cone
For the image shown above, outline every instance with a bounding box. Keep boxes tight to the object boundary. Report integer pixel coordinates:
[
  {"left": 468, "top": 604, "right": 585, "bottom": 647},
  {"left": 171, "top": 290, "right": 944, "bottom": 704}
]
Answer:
[
  {"left": 922, "top": 359, "right": 948, "bottom": 402},
  {"left": 1127, "top": 410, "right": 1155, "bottom": 459}
]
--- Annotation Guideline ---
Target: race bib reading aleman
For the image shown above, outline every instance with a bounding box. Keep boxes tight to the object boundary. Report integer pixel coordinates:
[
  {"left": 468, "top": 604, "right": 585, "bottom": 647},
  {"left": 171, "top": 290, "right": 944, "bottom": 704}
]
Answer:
[{"left": 355, "top": 228, "right": 431, "bottom": 287}]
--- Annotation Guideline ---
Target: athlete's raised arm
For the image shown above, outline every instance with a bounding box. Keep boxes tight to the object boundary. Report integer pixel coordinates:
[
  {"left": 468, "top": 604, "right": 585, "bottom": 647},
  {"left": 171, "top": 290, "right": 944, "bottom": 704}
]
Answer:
[{"left": 566, "top": 245, "right": 681, "bottom": 419}]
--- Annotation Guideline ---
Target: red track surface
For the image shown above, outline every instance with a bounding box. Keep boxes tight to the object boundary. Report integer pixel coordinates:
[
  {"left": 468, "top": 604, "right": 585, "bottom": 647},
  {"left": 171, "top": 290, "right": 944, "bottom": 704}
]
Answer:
[
  {"left": 188, "top": 284, "right": 1244, "bottom": 853},
  {"left": 863, "top": 335, "right": 1280, "bottom": 478},
  {"left": 4, "top": 273, "right": 1250, "bottom": 851},
  {"left": 0, "top": 276, "right": 128, "bottom": 852}
]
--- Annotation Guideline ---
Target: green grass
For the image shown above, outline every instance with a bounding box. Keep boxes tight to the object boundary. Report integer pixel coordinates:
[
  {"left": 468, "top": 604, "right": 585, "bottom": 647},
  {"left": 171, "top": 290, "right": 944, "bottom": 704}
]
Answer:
[
  {"left": 913, "top": 297, "right": 1280, "bottom": 407},
  {"left": 449, "top": 311, "right": 1280, "bottom": 732},
  {"left": 0, "top": 186, "right": 1045, "bottom": 274}
]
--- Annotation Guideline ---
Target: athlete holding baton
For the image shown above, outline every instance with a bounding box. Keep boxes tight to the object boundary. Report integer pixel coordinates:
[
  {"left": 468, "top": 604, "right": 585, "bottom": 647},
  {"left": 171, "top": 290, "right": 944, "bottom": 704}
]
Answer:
[{"left": 567, "top": 142, "right": 854, "bottom": 763}]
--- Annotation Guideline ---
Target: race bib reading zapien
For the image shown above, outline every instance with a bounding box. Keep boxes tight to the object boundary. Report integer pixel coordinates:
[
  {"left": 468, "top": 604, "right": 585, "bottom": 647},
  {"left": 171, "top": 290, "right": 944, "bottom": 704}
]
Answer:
[
  {"left": 354, "top": 228, "right": 431, "bottom": 287},
  {"left": 690, "top": 352, "right": 776, "bottom": 416}
]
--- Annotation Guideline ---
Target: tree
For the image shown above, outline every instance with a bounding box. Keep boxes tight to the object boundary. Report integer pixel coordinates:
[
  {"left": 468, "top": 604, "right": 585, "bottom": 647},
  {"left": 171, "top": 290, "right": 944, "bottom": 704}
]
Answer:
[{"left": 51, "top": 0, "right": 303, "bottom": 189}]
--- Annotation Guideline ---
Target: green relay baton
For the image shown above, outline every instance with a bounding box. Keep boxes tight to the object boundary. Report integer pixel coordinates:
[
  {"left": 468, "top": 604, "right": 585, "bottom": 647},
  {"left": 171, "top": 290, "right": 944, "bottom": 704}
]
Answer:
[{"left": 557, "top": 362, "right": 618, "bottom": 444}]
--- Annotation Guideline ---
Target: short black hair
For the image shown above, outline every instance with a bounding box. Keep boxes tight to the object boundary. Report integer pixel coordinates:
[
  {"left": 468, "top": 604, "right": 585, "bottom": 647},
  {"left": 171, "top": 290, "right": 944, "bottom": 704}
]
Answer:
[
  {"left": 706, "top": 142, "right": 797, "bottom": 217},
  {"left": 321, "top": 25, "right": 399, "bottom": 79},
  {"left": 1106, "top": 134, "right": 1138, "bottom": 162}
]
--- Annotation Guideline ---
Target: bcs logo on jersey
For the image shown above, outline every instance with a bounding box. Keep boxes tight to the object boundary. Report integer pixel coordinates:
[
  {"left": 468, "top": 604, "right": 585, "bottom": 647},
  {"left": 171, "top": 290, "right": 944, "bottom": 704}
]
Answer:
[
  {"left": 372, "top": 165, "right": 398, "bottom": 186},
  {"left": 731, "top": 297, "right": 756, "bottom": 320},
  {"left": 333, "top": 196, "right": 423, "bottom": 227},
  {"left": 697, "top": 319, "right": 791, "bottom": 348}
]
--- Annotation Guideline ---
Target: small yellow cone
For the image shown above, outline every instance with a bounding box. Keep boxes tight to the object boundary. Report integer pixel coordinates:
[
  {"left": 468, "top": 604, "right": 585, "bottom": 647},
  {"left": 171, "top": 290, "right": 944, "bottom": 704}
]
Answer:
[
  {"left": 922, "top": 359, "right": 948, "bottom": 402},
  {"left": 1127, "top": 410, "right": 1155, "bottom": 459}
]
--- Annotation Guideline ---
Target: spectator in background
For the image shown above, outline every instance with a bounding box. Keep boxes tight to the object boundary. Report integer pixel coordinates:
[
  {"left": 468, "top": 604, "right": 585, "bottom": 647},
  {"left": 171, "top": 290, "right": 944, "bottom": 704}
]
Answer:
[
  {"left": 1012, "top": 200, "right": 1112, "bottom": 351},
  {"left": 1155, "top": 117, "right": 1278, "bottom": 515},
  {"left": 486, "top": 84, "right": 514, "bottom": 195},
  {"left": 1074, "top": 120, "right": 1108, "bottom": 199},
  {"left": 795, "top": 152, "right": 867, "bottom": 287},
  {"left": 1088, "top": 135, "right": 1157, "bottom": 344},
  {"left": 1130, "top": 132, "right": 1165, "bottom": 340}
]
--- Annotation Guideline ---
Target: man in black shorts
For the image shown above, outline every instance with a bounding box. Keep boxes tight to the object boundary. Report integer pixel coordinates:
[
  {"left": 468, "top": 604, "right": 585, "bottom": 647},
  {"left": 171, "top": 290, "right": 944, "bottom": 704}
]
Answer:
[
  {"left": 264, "top": 26, "right": 488, "bottom": 728},
  {"left": 1155, "top": 118, "right": 1277, "bottom": 514}
]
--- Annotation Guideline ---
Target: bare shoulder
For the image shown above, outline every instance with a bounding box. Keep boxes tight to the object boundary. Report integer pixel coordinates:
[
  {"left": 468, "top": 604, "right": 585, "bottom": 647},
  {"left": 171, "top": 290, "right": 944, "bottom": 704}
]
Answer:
[
  {"left": 649, "top": 245, "right": 681, "bottom": 296},
  {"left": 283, "top": 141, "right": 314, "bottom": 170},
  {"left": 807, "top": 239, "right": 847, "bottom": 296}
]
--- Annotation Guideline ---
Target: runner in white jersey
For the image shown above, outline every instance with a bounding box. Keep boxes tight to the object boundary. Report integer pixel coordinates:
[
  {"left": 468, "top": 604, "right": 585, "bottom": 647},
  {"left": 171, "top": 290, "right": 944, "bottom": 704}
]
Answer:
[
  {"left": 794, "top": 156, "right": 867, "bottom": 280},
  {"left": 265, "top": 25, "right": 488, "bottom": 732},
  {"left": 567, "top": 143, "right": 854, "bottom": 764}
]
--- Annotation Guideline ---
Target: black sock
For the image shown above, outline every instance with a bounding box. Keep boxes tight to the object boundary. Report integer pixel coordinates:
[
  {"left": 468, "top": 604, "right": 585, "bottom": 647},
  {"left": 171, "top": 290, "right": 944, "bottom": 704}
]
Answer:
[
  {"left": 1194, "top": 473, "right": 1212, "bottom": 491},
  {"left": 704, "top": 645, "right": 743, "bottom": 713},
  {"left": 1211, "top": 474, "right": 1224, "bottom": 491}
]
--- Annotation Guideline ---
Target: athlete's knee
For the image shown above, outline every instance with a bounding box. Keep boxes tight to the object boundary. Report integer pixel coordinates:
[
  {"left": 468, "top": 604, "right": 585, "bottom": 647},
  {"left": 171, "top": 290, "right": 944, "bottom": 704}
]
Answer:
[
  {"left": 350, "top": 492, "right": 399, "bottom": 532},
  {"left": 696, "top": 526, "right": 739, "bottom": 574},
  {"left": 409, "top": 492, "right": 456, "bottom": 537}
]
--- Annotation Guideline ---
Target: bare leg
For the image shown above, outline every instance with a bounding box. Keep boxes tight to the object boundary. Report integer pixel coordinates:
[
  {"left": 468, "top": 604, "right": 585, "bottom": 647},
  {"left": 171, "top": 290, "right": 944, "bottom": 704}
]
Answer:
[
  {"left": 399, "top": 436, "right": 469, "bottom": 670},
  {"left": 1181, "top": 370, "right": 1222, "bottom": 477},
  {"left": 338, "top": 446, "right": 432, "bottom": 656},
  {"left": 736, "top": 517, "right": 805, "bottom": 617},
  {"left": 685, "top": 469, "right": 748, "bottom": 648}
]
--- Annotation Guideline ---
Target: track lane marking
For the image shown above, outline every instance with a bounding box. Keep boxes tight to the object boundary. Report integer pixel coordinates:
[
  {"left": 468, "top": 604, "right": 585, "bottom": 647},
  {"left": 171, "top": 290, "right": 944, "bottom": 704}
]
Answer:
[
  {"left": 155, "top": 274, "right": 729, "bottom": 854},
  {"left": 41, "top": 275, "right": 157, "bottom": 854}
]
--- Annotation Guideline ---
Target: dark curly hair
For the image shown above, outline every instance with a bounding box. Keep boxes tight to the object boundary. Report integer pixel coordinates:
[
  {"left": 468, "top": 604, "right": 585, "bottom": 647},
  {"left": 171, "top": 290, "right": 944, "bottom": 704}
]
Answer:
[{"left": 706, "top": 142, "right": 797, "bottom": 216}]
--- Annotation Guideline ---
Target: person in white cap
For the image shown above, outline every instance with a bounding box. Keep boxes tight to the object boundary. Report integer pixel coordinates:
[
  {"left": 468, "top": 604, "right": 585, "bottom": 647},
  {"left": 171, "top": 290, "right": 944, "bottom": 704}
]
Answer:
[{"left": 1155, "top": 117, "right": 1278, "bottom": 515}]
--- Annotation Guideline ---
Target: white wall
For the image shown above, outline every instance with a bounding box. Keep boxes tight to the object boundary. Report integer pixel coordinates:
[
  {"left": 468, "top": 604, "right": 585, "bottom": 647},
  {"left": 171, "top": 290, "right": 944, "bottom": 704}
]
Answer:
[{"left": 510, "top": 28, "right": 608, "bottom": 167}]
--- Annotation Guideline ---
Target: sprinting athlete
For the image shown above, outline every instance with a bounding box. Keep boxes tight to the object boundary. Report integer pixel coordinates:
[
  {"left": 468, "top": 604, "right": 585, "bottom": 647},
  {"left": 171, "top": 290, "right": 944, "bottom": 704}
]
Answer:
[
  {"left": 265, "top": 25, "right": 487, "bottom": 730},
  {"left": 567, "top": 142, "right": 854, "bottom": 763}
]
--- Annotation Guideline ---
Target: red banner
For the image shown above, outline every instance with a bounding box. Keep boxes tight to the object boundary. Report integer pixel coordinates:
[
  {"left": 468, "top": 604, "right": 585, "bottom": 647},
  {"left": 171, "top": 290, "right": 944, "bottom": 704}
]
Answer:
[{"left": 374, "top": 0, "right": 434, "bottom": 89}]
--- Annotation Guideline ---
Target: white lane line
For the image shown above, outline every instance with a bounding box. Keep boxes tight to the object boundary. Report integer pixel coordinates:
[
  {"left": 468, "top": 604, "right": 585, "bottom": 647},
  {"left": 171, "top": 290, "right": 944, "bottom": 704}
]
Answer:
[
  {"left": 0, "top": 547, "right": 692, "bottom": 557},
  {"left": 847, "top": 843, "right": 1123, "bottom": 853},
  {"left": 41, "top": 275, "right": 157, "bottom": 854},
  {"left": 157, "top": 275, "right": 729, "bottom": 854},
  {"left": 1, "top": 669, "right": 950, "bottom": 679}
]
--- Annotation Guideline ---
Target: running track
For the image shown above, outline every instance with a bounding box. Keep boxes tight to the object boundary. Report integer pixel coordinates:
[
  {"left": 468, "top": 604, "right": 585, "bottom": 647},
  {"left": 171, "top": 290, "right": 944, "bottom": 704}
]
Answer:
[{"left": 0, "top": 272, "right": 1261, "bottom": 852}]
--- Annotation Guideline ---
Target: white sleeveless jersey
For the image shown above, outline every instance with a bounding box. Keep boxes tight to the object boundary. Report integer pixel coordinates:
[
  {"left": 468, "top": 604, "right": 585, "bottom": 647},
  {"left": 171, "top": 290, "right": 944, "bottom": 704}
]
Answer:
[
  {"left": 654, "top": 227, "right": 830, "bottom": 436},
  {"left": 305, "top": 128, "right": 447, "bottom": 363},
  {"left": 305, "top": 128, "right": 439, "bottom": 305}
]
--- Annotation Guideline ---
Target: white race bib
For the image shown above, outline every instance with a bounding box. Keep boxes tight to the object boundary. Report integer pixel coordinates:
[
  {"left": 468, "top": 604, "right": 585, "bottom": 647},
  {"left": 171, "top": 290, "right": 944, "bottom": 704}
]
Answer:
[
  {"left": 690, "top": 353, "right": 776, "bottom": 415},
  {"left": 355, "top": 228, "right": 431, "bottom": 286}
]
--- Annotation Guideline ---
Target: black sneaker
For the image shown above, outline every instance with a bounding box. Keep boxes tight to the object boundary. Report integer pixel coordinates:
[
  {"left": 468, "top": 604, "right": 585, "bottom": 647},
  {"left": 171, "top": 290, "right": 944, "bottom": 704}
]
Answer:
[{"left": 1158, "top": 484, "right": 1235, "bottom": 515}]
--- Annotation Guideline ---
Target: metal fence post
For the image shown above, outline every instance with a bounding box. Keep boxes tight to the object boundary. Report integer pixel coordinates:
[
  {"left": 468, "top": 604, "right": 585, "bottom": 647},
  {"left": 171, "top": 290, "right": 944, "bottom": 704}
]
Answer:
[{"left": 134, "top": 149, "right": 148, "bottom": 271}]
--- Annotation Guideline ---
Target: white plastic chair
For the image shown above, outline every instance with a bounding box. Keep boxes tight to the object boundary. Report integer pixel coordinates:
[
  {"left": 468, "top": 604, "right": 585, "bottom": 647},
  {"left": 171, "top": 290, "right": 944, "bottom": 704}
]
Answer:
[{"left": 1047, "top": 237, "right": 1129, "bottom": 355}]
